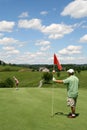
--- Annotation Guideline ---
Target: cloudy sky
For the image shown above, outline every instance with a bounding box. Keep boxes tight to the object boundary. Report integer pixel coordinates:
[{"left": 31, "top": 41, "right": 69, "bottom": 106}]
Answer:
[{"left": 0, "top": 0, "right": 87, "bottom": 64}]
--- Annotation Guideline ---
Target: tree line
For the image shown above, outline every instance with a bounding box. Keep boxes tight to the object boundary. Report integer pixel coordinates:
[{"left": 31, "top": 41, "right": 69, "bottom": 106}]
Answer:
[
  {"left": 0, "top": 60, "right": 87, "bottom": 72},
  {"left": 22, "top": 64, "right": 87, "bottom": 72}
]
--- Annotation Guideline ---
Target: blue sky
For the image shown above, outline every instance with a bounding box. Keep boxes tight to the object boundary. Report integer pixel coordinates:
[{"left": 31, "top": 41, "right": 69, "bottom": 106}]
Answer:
[{"left": 0, "top": 0, "right": 87, "bottom": 64}]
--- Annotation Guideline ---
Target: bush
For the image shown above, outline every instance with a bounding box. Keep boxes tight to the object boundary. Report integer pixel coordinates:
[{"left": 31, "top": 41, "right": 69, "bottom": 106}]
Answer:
[
  {"left": 4, "top": 78, "right": 14, "bottom": 88},
  {"left": 42, "top": 72, "right": 53, "bottom": 84},
  {"left": 0, "top": 82, "right": 6, "bottom": 88},
  {"left": 0, "top": 78, "right": 14, "bottom": 88}
]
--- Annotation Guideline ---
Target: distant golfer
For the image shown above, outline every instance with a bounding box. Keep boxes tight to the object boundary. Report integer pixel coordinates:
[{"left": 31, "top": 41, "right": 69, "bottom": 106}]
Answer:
[
  {"left": 53, "top": 69, "right": 79, "bottom": 118},
  {"left": 13, "top": 76, "right": 19, "bottom": 90}
]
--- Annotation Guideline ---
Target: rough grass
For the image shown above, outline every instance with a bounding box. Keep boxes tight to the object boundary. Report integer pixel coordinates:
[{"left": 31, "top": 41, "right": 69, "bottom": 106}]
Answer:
[
  {"left": 0, "top": 70, "right": 87, "bottom": 88},
  {"left": 0, "top": 71, "right": 42, "bottom": 87}
]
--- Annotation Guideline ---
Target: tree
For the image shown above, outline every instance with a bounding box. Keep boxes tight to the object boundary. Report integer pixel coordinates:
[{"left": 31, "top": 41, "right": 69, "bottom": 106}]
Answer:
[
  {"left": 42, "top": 72, "right": 53, "bottom": 84},
  {"left": 56, "top": 71, "right": 61, "bottom": 77},
  {"left": 0, "top": 78, "right": 14, "bottom": 88}
]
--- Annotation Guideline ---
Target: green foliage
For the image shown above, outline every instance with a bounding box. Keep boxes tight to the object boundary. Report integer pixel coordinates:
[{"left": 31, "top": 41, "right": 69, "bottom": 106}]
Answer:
[
  {"left": 4, "top": 78, "right": 14, "bottom": 88},
  {"left": 0, "top": 82, "right": 5, "bottom": 87},
  {"left": 42, "top": 72, "right": 53, "bottom": 83},
  {"left": 0, "top": 78, "right": 14, "bottom": 88},
  {"left": 77, "top": 69, "right": 81, "bottom": 74},
  {"left": 56, "top": 71, "right": 61, "bottom": 77}
]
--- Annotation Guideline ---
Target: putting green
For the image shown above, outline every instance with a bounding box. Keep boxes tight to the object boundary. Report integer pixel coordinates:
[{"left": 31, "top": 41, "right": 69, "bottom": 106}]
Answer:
[{"left": 0, "top": 88, "right": 87, "bottom": 130}]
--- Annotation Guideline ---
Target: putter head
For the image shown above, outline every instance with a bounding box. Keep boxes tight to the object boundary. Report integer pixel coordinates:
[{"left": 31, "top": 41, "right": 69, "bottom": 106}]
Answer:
[
  {"left": 55, "top": 112, "right": 64, "bottom": 115},
  {"left": 51, "top": 114, "right": 54, "bottom": 117}
]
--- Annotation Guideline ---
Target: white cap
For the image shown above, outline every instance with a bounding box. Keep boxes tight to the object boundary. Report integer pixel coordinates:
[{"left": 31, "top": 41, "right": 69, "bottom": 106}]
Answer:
[
  {"left": 67, "top": 69, "right": 74, "bottom": 73},
  {"left": 52, "top": 70, "right": 55, "bottom": 73}
]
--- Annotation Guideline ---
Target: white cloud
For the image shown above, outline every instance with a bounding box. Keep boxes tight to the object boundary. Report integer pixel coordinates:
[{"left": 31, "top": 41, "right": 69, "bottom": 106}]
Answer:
[
  {"left": 0, "top": 37, "right": 18, "bottom": 45},
  {"left": 40, "top": 45, "right": 50, "bottom": 51},
  {"left": 61, "top": 55, "right": 87, "bottom": 64},
  {"left": 18, "top": 18, "right": 74, "bottom": 39},
  {"left": 18, "top": 12, "right": 29, "bottom": 18},
  {"left": 9, "top": 51, "right": 48, "bottom": 64},
  {"left": 6, "top": 50, "right": 19, "bottom": 54},
  {"left": 41, "top": 23, "right": 73, "bottom": 39},
  {"left": 72, "top": 21, "right": 86, "bottom": 28},
  {"left": 1, "top": 48, "right": 86, "bottom": 64},
  {"left": 40, "top": 11, "right": 48, "bottom": 15},
  {"left": 59, "top": 45, "right": 82, "bottom": 55},
  {"left": 35, "top": 40, "right": 51, "bottom": 51},
  {"left": 79, "top": 34, "right": 87, "bottom": 43},
  {"left": 35, "top": 40, "right": 51, "bottom": 46},
  {"left": 61, "top": 0, "right": 87, "bottom": 18},
  {"left": 18, "top": 19, "right": 42, "bottom": 30},
  {"left": 3, "top": 46, "right": 15, "bottom": 51},
  {"left": 2, "top": 46, "right": 20, "bottom": 56},
  {"left": 0, "top": 21, "right": 15, "bottom": 32},
  {"left": 0, "top": 37, "right": 26, "bottom": 46}
]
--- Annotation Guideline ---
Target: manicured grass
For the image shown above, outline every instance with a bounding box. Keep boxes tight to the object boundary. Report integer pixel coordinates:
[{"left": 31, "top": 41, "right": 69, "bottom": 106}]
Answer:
[{"left": 0, "top": 88, "right": 87, "bottom": 130}]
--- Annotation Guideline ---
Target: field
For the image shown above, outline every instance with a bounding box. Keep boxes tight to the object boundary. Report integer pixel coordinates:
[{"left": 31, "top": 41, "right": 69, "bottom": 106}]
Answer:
[
  {"left": 0, "top": 70, "right": 87, "bottom": 130},
  {"left": 0, "top": 70, "right": 87, "bottom": 88}
]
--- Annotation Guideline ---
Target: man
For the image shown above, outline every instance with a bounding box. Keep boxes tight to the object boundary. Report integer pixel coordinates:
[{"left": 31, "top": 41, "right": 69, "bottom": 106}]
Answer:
[{"left": 53, "top": 69, "right": 79, "bottom": 118}]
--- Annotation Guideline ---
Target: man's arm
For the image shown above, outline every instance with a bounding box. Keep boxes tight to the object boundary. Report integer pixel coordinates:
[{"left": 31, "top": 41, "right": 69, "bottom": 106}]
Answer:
[
  {"left": 55, "top": 80, "right": 63, "bottom": 84},
  {"left": 53, "top": 77, "right": 63, "bottom": 84}
]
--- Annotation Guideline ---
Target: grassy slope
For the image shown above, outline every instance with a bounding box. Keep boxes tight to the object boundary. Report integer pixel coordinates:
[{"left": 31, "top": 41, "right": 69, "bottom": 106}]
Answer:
[
  {"left": 0, "top": 71, "right": 42, "bottom": 87},
  {"left": 0, "top": 88, "right": 87, "bottom": 130},
  {"left": 0, "top": 70, "right": 87, "bottom": 88}
]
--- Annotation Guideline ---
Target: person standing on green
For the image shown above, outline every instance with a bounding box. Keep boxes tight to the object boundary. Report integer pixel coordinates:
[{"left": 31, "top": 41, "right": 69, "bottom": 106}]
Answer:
[
  {"left": 53, "top": 69, "right": 79, "bottom": 118},
  {"left": 13, "top": 76, "right": 19, "bottom": 90}
]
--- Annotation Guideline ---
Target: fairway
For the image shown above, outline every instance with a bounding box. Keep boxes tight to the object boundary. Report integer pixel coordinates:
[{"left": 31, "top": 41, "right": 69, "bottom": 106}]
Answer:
[{"left": 0, "top": 88, "right": 87, "bottom": 130}]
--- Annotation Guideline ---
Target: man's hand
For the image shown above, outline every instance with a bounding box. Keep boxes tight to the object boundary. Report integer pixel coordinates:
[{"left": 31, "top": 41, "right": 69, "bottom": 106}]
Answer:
[{"left": 52, "top": 77, "right": 56, "bottom": 82}]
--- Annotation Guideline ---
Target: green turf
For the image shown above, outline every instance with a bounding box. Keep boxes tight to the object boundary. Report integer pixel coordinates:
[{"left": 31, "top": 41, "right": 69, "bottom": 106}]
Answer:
[{"left": 0, "top": 88, "right": 87, "bottom": 130}]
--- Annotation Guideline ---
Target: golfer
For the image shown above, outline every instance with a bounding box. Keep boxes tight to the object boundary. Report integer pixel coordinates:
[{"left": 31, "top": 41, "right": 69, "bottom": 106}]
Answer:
[
  {"left": 13, "top": 76, "right": 19, "bottom": 90},
  {"left": 53, "top": 69, "right": 79, "bottom": 118}
]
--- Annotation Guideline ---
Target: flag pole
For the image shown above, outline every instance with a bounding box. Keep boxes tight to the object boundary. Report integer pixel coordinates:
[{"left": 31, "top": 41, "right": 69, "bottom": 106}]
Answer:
[
  {"left": 51, "top": 55, "right": 55, "bottom": 117},
  {"left": 51, "top": 53, "right": 62, "bottom": 117},
  {"left": 51, "top": 82, "right": 54, "bottom": 117}
]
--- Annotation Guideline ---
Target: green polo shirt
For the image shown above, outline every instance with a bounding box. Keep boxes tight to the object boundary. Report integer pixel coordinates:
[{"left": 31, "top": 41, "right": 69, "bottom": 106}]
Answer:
[{"left": 63, "top": 75, "right": 79, "bottom": 98}]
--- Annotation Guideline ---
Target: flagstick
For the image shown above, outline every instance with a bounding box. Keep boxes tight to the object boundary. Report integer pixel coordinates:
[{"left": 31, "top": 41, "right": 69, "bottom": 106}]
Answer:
[
  {"left": 51, "top": 83, "right": 54, "bottom": 117},
  {"left": 51, "top": 53, "right": 62, "bottom": 117},
  {"left": 51, "top": 65, "right": 55, "bottom": 117}
]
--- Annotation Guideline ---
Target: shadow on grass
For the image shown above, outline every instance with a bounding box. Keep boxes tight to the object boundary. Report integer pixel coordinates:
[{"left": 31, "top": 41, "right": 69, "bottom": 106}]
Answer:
[{"left": 52, "top": 112, "right": 80, "bottom": 118}]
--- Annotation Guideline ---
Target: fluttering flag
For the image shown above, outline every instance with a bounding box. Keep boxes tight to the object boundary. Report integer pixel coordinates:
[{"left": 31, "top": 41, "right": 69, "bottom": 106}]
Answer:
[{"left": 54, "top": 53, "right": 62, "bottom": 70}]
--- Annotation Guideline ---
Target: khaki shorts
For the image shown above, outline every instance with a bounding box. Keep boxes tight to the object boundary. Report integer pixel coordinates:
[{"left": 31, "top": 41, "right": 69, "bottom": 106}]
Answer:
[{"left": 67, "top": 97, "right": 77, "bottom": 107}]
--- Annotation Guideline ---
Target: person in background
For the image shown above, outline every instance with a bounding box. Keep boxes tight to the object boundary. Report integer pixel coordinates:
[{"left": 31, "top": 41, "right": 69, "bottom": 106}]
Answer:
[
  {"left": 13, "top": 76, "right": 19, "bottom": 90},
  {"left": 53, "top": 69, "right": 79, "bottom": 118}
]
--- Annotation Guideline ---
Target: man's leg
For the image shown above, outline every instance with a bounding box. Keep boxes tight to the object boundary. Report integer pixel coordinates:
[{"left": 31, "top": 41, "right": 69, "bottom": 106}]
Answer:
[
  {"left": 67, "top": 98, "right": 77, "bottom": 118},
  {"left": 71, "top": 106, "right": 75, "bottom": 114}
]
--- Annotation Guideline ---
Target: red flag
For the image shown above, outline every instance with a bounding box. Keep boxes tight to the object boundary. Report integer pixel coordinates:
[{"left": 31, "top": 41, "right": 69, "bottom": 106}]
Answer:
[{"left": 54, "top": 54, "right": 62, "bottom": 70}]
